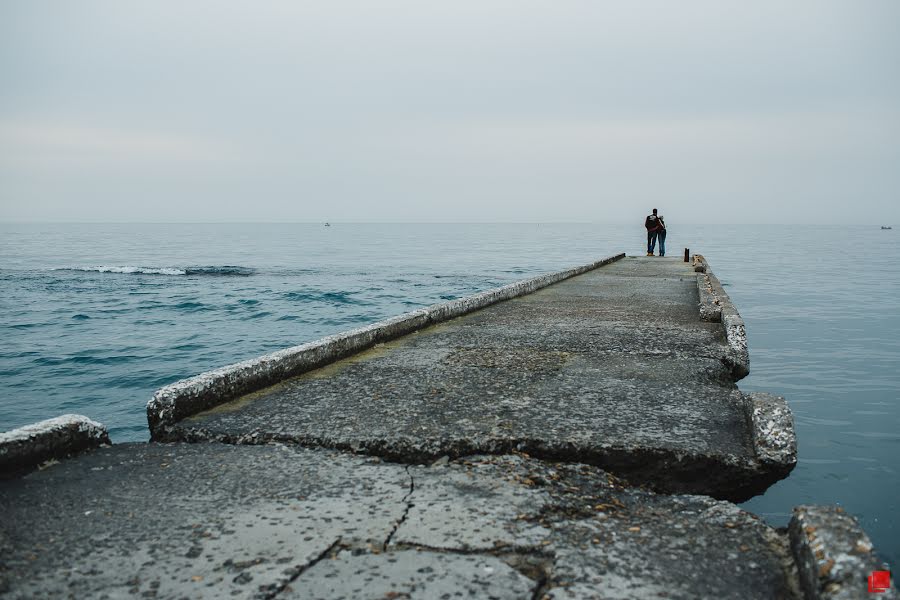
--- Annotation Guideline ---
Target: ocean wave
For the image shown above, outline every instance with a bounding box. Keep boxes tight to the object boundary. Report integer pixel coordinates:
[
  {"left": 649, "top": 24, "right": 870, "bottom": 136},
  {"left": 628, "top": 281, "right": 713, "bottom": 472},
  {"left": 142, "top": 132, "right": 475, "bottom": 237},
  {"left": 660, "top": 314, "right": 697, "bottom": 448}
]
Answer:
[
  {"left": 33, "top": 354, "right": 143, "bottom": 367},
  {"left": 247, "top": 311, "right": 273, "bottom": 319},
  {"left": 60, "top": 266, "right": 186, "bottom": 275},
  {"left": 184, "top": 266, "right": 255, "bottom": 276},
  {"left": 56, "top": 265, "right": 255, "bottom": 276},
  {"left": 284, "top": 290, "right": 368, "bottom": 305},
  {"left": 173, "top": 301, "right": 211, "bottom": 312}
]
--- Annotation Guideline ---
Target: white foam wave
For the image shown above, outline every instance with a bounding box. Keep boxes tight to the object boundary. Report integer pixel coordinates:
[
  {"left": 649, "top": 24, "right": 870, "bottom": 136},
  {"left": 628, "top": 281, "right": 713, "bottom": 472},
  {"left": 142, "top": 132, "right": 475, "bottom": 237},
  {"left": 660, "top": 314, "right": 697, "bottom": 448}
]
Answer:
[
  {"left": 54, "top": 265, "right": 255, "bottom": 276},
  {"left": 64, "top": 266, "right": 187, "bottom": 275}
]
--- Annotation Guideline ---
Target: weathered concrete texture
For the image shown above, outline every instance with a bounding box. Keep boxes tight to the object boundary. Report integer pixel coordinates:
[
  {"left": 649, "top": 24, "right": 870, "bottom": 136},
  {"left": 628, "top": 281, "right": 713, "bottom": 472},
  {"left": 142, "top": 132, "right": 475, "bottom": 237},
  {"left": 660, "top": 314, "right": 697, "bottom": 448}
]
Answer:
[
  {"left": 693, "top": 254, "right": 710, "bottom": 274},
  {"left": 749, "top": 392, "right": 798, "bottom": 469},
  {"left": 0, "top": 444, "right": 805, "bottom": 599},
  {"left": 0, "top": 414, "right": 110, "bottom": 479},
  {"left": 147, "top": 254, "right": 625, "bottom": 435},
  {"left": 697, "top": 270, "right": 723, "bottom": 322},
  {"left": 0, "top": 443, "right": 409, "bottom": 599},
  {"left": 789, "top": 506, "right": 896, "bottom": 600},
  {"left": 282, "top": 551, "right": 536, "bottom": 599},
  {"left": 695, "top": 254, "right": 749, "bottom": 379},
  {"left": 405, "top": 455, "right": 800, "bottom": 600},
  {"left": 163, "top": 258, "right": 794, "bottom": 501}
]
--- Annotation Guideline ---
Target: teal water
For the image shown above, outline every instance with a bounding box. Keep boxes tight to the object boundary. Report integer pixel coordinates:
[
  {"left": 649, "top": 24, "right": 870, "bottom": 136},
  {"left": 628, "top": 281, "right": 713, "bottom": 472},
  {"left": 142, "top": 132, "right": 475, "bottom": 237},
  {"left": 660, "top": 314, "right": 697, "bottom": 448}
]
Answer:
[{"left": 1, "top": 223, "right": 897, "bottom": 565}]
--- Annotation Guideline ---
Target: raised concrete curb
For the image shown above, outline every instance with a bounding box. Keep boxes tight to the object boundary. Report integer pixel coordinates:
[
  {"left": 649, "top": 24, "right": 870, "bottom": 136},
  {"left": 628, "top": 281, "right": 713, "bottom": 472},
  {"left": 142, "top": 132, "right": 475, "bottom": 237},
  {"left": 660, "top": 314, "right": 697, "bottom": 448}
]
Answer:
[
  {"left": 695, "top": 254, "right": 749, "bottom": 380},
  {"left": 147, "top": 253, "right": 625, "bottom": 439},
  {"left": 697, "top": 269, "right": 723, "bottom": 322},
  {"left": 0, "top": 415, "right": 110, "bottom": 479},
  {"left": 789, "top": 505, "right": 895, "bottom": 599}
]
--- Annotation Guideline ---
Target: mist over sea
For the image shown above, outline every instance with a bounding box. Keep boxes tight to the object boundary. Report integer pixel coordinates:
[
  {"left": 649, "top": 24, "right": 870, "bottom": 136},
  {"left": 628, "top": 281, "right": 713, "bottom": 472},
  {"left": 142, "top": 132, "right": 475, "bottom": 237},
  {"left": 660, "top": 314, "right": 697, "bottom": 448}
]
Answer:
[{"left": 1, "top": 222, "right": 897, "bottom": 564}]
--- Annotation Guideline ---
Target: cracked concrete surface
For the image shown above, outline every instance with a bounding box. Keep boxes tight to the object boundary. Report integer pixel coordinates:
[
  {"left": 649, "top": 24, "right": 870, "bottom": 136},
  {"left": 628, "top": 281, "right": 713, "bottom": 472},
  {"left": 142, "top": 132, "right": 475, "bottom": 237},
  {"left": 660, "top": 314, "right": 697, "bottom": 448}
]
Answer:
[
  {"left": 0, "top": 443, "right": 408, "bottom": 599},
  {"left": 282, "top": 550, "right": 537, "bottom": 599},
  {"left": 0, "top": 445, "right": 808, "bottom": 599}
]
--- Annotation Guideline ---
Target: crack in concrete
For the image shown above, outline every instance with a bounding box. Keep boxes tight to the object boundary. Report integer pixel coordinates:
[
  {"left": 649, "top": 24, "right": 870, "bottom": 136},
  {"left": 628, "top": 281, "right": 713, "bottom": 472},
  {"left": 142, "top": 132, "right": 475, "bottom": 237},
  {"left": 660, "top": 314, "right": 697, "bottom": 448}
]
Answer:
[
  {"left": 278, "top": 540, "right": 555, "bottom": 599},
  {"left": 343, "top": 539, "right": 556, "bottom": 598},
  {"left": 383, "top": 466, "right": 415, "bottom": 551},
  {"left": 768, "top": 529, "right": 804, "bottom": 600},
  {"left": 265, "top": 537, "right": 342, "bottom": 600},
  {"left": 162, "top": 431, "right": 774, "bottom": 501},
  {"left": 387, "top": 542, "right": 555, "bottom": 559},
  {"left": 382, "top": 543, "right": 555, "bottom": 599},
  {"left": 529, "top": 571, "right": 552, "bottom": 600}
]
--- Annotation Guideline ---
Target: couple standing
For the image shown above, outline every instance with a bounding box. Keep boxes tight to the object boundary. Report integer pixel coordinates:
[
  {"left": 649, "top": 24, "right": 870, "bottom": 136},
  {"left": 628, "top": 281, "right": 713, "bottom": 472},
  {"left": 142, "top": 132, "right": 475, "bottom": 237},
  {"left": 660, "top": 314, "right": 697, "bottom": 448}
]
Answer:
[{"left": 644, "top": 209, "right": 667, "bottom": 256}]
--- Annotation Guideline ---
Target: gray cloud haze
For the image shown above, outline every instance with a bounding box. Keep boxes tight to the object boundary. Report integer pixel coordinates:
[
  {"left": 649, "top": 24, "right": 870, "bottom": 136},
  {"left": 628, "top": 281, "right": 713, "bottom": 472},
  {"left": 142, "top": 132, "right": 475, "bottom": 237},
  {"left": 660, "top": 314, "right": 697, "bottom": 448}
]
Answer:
[{"left": 2, "top": 1, "right": 898, "bottom": 223}]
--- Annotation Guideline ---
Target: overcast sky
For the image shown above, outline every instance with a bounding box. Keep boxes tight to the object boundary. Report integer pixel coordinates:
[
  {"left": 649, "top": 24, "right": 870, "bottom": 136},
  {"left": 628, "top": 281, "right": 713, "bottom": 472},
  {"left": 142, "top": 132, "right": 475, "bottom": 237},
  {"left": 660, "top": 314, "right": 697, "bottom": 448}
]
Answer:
[{"left": 1, "top": 1, "right": 898, "bottom": 224}]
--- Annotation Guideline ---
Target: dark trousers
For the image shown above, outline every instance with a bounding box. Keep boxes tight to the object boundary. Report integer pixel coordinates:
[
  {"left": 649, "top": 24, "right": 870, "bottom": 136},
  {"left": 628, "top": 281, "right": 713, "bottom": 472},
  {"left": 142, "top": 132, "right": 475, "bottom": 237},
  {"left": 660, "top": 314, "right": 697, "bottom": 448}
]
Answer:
[{"left": 647, "top": 230, "right": 658, "bottom": 253}]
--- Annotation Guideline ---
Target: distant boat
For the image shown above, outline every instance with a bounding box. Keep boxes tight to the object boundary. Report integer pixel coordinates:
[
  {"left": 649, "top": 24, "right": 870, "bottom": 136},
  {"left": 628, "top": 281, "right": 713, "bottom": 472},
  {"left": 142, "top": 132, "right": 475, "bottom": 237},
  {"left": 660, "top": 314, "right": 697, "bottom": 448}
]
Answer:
[
  {"left": 324, "top": 222, "right": 331, "bottom": 227},
  {"left": 882, "top": 226, "right": 892, "bottom": 230}
]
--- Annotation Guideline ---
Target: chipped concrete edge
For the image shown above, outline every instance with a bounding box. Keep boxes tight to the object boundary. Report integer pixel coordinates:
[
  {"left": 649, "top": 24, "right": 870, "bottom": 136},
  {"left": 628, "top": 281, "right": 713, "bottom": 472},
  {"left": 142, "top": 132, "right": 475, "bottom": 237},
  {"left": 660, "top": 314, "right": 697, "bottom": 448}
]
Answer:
[
  {"left": 0, "top": 414, "right": 110, "bottom": 479},
  {"left": 694, "top": 254, "right": 749, "bottom": 380},
  {"left": 789, "top": 505, "right": 895, "bottom": 599},
  {"left": 146, "top": 253, "right": 626, "bottom": 439},
  {"left": 746, "top": 392, "right": 797, "bottom": 476},
  {"left": 696, "top": 259, "right": 722, "bottom": 323}
]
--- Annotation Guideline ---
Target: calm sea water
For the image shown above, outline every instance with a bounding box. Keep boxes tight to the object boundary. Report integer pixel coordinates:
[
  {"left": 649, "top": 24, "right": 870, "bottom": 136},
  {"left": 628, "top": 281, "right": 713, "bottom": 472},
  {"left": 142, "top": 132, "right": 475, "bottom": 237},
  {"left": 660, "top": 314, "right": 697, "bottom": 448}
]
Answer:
[{"left": 1, "top": 223, "right": 897, "bottom": 564}]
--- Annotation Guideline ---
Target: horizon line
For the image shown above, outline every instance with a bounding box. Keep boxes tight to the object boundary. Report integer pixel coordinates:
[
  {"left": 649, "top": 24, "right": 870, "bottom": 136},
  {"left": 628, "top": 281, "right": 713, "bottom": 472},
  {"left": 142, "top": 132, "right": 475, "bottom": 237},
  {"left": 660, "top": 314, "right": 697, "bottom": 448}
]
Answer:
[{"left": 0, "top": 220, "right": 892, "bottom": 226}]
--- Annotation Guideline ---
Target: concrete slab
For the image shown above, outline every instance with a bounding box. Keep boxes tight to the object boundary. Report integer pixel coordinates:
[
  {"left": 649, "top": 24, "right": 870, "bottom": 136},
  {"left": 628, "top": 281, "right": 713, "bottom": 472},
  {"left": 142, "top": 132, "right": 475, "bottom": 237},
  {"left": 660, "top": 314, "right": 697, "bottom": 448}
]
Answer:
[
  {"left": 161, "top": 258, "right": 793, "bottom": 500},
  {"left": 282, "top": 550, "right": 536, "bottom": 599},
  {"left": 0, "top": 443, "right": 409, "bottom": 599},
  {"left": 0, "top": 446, "right": 804, "bottom": 599},
  {"left": 403, "top": 455, "right": 800, "bottom": 599}
]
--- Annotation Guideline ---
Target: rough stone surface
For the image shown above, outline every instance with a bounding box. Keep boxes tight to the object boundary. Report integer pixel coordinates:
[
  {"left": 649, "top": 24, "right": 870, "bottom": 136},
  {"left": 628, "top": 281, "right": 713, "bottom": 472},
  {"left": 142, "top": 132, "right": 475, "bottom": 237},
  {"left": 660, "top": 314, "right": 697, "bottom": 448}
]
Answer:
[
  {"left": 406, "top": 455, "right": 801, "bottom": 599},
  {"left": 164, "top": 257, "right": 793, "bottom": 501},
  {"left": 749, "top": 392, "right": 798, "bottom": 469},
  {"left": 0, "top": 414, "right": 110, "bottom": 479},
  {"left": 0, "top": 444, "right": 805, "bottom": 599},
  {"left": 282, "top": 550, "right": 536, "bottom": 599},
  {"left": 694, "top": 256, "right": 749, "bottom": 379},
  {"left": 697, "top": 271, "right": 723, "bottom": 322},
  {"left": 147, "top": 254, "right": 624, "bottom": 436},
  {"left": 789, "top": 505, "right": 896, "bottom": 599},
  {"left": 693, "top": 254, "right": 709, "bottom": 273},
  {"left": 0, "top": 443, "right": 409, "bottom": 599}
]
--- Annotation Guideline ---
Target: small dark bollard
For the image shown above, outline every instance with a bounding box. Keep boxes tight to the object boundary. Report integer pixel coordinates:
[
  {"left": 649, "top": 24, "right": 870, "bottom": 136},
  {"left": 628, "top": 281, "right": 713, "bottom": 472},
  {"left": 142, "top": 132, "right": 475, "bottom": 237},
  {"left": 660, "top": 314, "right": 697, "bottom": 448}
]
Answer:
[{"left": 684, "top": 248, "right": 690, "bottom": 262}]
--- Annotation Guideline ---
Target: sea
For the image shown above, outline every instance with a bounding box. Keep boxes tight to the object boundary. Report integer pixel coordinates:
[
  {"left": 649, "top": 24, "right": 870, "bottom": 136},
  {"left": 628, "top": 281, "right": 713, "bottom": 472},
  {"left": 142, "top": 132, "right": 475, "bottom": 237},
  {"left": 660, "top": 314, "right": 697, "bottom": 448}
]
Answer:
[{"left": 1, "top": 222, "right": 897, "bottom": 565}]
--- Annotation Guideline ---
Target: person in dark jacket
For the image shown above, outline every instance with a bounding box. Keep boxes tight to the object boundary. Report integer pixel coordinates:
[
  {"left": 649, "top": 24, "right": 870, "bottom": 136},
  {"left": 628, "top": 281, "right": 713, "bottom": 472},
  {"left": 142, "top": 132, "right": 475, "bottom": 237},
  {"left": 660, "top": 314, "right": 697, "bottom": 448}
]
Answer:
[
  {"left": 657, "top": 215, "right": 667, "bottom": 257},
  {"left": 644, "top": 209, "right": 661, "bottom": 256}
]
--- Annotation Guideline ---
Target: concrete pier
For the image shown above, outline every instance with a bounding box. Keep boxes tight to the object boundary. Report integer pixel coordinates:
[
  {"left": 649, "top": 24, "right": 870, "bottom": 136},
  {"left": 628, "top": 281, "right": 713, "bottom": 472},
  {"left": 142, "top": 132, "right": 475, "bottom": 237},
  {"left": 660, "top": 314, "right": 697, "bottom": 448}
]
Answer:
[
  {"left": 154, "top": 256, "right": 792, "bottom": 502},
  {"left": 1, "top": 255, "right": 893, "bottom": 599}
]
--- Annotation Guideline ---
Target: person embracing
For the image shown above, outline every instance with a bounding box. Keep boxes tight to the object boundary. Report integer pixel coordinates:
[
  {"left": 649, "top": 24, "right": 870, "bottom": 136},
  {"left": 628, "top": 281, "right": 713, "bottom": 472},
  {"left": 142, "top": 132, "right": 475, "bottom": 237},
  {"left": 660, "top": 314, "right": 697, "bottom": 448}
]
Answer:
[
  {"left": 644, "top": 208, "right": 661, "bottom": 256},
  {"left": 657, "top": 214, "right": 667, "bottom": 257}
]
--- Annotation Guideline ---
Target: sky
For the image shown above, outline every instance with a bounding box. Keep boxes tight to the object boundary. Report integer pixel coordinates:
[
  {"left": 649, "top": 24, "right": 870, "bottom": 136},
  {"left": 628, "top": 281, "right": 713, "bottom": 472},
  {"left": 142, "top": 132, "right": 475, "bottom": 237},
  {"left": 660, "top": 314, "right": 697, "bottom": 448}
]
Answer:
[{"left": 1, "top": 1, "right": 898, "bottom": 224}]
